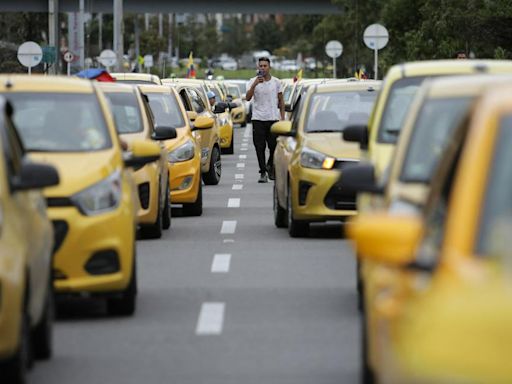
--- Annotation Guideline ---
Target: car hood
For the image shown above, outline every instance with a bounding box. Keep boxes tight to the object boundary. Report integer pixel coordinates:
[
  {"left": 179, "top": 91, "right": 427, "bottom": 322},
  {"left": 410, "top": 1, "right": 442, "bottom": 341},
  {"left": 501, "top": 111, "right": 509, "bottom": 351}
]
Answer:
[
  {"left": 29, "top": 150, "right": 121, "bottom": 197},
  {"left": 165, "top": 126, "right": 192, "bottom": 151},
  {"left": 303, "top": 132, "right": 360, "bottom": 160}
]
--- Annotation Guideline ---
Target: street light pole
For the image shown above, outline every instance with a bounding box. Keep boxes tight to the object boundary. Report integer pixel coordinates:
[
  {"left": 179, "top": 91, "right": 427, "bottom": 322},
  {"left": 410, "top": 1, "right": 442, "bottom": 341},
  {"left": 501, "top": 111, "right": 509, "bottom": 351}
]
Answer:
[{"left": 113, "top": 0, "right": 124, "bottom": 72}]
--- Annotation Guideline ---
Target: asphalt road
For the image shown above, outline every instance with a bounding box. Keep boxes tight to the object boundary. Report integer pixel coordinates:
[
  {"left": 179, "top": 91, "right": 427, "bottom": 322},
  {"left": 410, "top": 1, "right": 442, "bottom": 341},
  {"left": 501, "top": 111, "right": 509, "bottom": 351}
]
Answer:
[{"left": 30, "top": 124, "right": 360, "bottom": 384}]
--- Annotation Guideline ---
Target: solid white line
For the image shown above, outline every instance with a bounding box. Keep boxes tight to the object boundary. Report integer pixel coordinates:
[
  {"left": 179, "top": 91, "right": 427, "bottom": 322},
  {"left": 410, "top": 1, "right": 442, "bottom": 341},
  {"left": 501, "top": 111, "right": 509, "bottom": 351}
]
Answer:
[
  {"left": 235, "top": 174, "right": 244, "bottom": 179},
  {"left": 236, "top": 163, "right": 245, "bottom": 168},
  {"left": 211, "top": 253, "right": 231, "bottom": 273},
  {"left": 196, "top": 302, "right": 225, "bottom": 335},
  {"left": 221, "top": 220, "right": 237, "bottom": 234},
  {"left": 232, "top": 184, "right": 243, "bottom": 190},
  {"left": 228, "top": 198, "right": 240, "bottom": 208},
  {"left": 239, "top": 154, "right": 247, "bottom": 159}
]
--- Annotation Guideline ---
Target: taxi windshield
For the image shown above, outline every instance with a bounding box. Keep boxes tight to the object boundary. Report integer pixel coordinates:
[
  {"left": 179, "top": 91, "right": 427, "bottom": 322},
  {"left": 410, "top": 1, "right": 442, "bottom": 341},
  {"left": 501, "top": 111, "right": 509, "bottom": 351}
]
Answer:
[
  {"left": 400, "top": 96, "right": 473, "bottom": 183},
  {"left": 378, "top": 76, "right": 426, "bottom": 144},
  {"left": 305, "top": 90, "right": 377, "bottom": 133},
  {"left": 6, "top": 92, "right": 111, "bottom": 152},
  {"left": 146, "top": 92, "right": 186, "bottom": 128},
  {"left": 477, "top": 116, "right": 512, "bottom": 256},
  {"left": 103, "top": 91, "right": 143, "bottom": 134}
]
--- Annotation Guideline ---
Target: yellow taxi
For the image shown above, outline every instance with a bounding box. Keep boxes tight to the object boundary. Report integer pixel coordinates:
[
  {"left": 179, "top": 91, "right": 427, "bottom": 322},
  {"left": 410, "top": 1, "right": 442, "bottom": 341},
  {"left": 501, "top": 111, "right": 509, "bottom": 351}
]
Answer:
[
  {"left": 138, "top": 84, "right": 204, "bottom": 216},
  {"left": 0, "top": 97, "right": 59, "bottom": 382},
  {"left": 347, "top": 80, "right": 512, "bottom": 383},
  {"left": 271, "top": 80, "right": 381, "bottom": 237},
  {"left": 110, "top": 72, "right": 162, "bottom": 85},
  {"left": 225, "top": 81, "right": 247, "bottom": 127},
  {"left": 1, "top": 75, "right": 162, "bottom": 317},
  {"left": 205, "top": 80, "right": 235, "bottom": 154},
  {"left": 98, "top": 83, "right": 174, "bottom": 239},
  {"left": 164, "top": 80, "right": 222, "bottom": 185}
]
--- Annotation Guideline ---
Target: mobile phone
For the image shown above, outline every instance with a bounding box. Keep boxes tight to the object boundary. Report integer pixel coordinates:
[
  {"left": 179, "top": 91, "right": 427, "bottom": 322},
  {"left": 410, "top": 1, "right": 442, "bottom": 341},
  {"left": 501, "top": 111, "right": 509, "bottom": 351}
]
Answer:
[{"left": 257, "top": 69, "right": 264, "bottom": 77}]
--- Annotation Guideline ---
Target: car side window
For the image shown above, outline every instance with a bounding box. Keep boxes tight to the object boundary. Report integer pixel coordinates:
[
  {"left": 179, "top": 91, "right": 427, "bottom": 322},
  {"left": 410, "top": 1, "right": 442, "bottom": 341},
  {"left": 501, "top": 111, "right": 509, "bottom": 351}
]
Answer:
[
  {"left": 188, "top": 89, "right": 205, "bottom": 114},
  {"left": 3, "top": 114, "right": 24, "bottom": 178},
  {"left": 179, "top": 90, "right": 192, "bottom": 112}
]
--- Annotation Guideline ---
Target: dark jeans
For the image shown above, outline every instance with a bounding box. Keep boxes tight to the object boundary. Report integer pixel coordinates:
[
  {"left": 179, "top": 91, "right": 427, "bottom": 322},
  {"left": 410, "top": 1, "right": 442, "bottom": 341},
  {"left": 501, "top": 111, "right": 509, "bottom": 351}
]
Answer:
[{"left": 252, "top": 120, "right": 277, "bottom": 175}]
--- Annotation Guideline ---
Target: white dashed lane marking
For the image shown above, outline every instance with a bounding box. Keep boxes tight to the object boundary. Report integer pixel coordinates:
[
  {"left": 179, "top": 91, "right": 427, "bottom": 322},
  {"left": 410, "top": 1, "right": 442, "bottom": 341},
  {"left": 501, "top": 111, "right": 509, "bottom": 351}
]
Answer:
[
  {"left": 236, "top": 163, "right": 245, "bottom": 168},
  {"left": 235, "top": 174, "right": 244, "bottom": 179},
  {"left": 211, "top": 254, "right": 231, "bottom": 273},
  {"left": 239, "top": 154, "right": 247, "bottom": 159},
  {"left": 196, "top": 303, "right": 226, "bottom": 335},
  {"left": 232, "top": 184, "right": 243, "bottom": 190},
  {"left": 228, "top": 198, "right": 240, "bottom": 208},
  {"left": 220, "top": 220, "right": 237, "bottom": 234}
]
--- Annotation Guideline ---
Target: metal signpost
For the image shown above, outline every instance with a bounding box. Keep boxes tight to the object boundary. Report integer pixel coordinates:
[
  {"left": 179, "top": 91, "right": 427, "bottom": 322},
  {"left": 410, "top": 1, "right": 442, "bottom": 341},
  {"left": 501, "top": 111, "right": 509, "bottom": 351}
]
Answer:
[
  {"left": 325, "top": 40, "right": 343, "bottom": 79},
  {"left": 63, "top": 51, "right": 74, "bottom": 76},
  {"left": 363, "top": 24, "right": 389, "bottom": 80},
  {"left": 144, "top": 55, "right": 154, "bottom": 74},
  {"left": 17, "top": 41, "right": 43, "bottom": 75}
]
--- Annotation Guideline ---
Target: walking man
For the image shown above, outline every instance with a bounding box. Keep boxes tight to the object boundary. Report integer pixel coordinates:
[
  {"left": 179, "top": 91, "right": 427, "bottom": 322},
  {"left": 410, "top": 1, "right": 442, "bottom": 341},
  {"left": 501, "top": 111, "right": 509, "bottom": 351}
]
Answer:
[{"left": 246, "top": 57, "right": 285, "bottom": 183}]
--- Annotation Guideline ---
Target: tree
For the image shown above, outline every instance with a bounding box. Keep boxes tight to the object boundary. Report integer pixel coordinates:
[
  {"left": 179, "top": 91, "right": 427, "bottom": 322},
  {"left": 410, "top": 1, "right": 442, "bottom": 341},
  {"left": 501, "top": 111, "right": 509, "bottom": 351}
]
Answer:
[{"left": 253, "top": 19, "right": 282, "bottom": 53}]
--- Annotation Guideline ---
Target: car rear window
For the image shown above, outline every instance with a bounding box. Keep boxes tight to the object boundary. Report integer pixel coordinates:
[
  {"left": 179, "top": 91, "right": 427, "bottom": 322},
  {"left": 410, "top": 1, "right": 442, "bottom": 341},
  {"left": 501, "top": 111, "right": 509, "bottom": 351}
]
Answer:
[
  {"left": 146, "top": 92, "right": 186, "bottom": 128},
  {"left": 103, "top": 91, "right": 144, "bottom": 134},
  {"left": 6, "top": 92, "right": 112, "bottom": 152},
  {"left": 477, "top": 116, "right": 512, "bottom": 256},
  {"left": 400, "top": 96, "right": 473, "bottom": 183}
]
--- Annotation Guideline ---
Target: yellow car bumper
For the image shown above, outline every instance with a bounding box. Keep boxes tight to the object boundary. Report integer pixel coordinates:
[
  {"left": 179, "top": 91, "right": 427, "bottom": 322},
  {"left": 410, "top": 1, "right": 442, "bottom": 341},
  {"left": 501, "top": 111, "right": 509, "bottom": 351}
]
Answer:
[
  {"left": 133, "top": 163, "right": 159, "bottom": 225},
  {"left": 49, "top": 202, "right": 135, "bottom": 295},
  {"left": 169, "top": 156, "right": 201, "bottom": 204},
  {"left": 290, "top": 166, "right": 357, "bottom": 221}
]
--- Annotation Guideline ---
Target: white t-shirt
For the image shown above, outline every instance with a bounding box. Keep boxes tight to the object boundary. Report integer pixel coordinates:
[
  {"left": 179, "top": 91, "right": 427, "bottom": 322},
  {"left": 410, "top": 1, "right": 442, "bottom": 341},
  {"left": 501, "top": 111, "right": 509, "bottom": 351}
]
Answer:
[{"left": 247, "top": 76, "right": 283, "bottom": 121}]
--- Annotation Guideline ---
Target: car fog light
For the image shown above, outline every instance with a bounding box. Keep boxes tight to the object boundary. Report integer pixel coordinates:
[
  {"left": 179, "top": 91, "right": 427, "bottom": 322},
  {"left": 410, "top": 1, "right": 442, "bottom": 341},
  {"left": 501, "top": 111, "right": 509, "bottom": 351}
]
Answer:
[
  {"left": 85, "top": 250, "right": 120, "bottom": 275},
  {"left": 172, "top": 176, "right": 193, "bottom": 191}
]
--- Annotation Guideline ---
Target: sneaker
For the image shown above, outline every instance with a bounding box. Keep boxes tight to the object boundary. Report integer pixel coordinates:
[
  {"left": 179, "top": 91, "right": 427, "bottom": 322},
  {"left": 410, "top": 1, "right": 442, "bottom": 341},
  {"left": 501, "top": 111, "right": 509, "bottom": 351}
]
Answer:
[
  {"left": 268, "top": 167, "right": 275, "bottom": 181},
  {"left": 258, "top": 173, "right": 268, "bottom": 183}
]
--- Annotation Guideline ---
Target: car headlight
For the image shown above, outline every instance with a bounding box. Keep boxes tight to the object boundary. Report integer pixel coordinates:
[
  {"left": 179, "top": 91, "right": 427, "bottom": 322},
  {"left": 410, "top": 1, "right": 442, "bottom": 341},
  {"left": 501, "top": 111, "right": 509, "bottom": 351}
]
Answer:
[
  {"left": 218, "top": 116, "right": 229, "bottom": 126},
  {"left": 71, "top": 170, "right": 122, "bottom": 215},
  {"left": 168, "top": 140, "right": 195, "bottom": 163},
  {"left": 300, "top": 147, "right": 335, "bottom": 170}
]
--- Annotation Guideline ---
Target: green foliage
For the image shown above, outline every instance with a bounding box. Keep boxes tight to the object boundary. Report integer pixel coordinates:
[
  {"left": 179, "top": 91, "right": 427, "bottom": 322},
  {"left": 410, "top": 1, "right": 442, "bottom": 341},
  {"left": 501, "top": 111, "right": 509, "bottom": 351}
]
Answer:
[
  {"left": 253, "top": 19, "right": 283, "bottom": 53},
  {"left": 219, "top": 17, "right": 252, "bottom": 58}
]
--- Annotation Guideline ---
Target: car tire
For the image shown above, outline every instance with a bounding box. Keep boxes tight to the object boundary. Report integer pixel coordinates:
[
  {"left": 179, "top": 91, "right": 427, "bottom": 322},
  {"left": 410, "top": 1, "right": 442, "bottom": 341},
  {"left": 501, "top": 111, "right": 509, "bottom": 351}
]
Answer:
[
  {"left": 0, "top": 293, "right": 31, "bottom": 384},
  {"left": 361, "top": 311, "right": 376, "bottom": 384},
  {"left": 162, "top": 182, "right": 171, "bottom": 230},
  {"left": 202, "top": 146, "right": 221, "bottom": 185},
  {"left": 287, "top": 185, "right": 309, "bottom": 237},
  {"left": 182, "top": 182, "right": 203, "bottom": 216},
  {"left": 32, "top": 277, "right": 53, "bottom": 360},
  {"left": 139, "top": 192, "right": 163, "bottom": 239},
  {"left": 241, "top": 121, "right": 247, "bottom": 128},
  {"left": 357, "top": 257, "right": 365, "bottom": 313},
  {"left": 273, "top": 182, "right": 287, "bottom": 228},
  {"left": 107, "top": 254, "right": 137, "bottom": 317}
]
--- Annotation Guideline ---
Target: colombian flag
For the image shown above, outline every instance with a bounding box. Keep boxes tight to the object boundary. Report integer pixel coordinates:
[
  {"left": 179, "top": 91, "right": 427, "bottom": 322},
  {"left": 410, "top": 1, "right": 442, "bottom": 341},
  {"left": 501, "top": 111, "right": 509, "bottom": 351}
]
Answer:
[
  {"left": 186, "top": 51, "right": 196, "bottom": 79},
  {"left": 354, "top": 68, "right": 368, "bottom": 80},
  {"left": 293, "top": 68, "right": 303, "bottom": 83}
]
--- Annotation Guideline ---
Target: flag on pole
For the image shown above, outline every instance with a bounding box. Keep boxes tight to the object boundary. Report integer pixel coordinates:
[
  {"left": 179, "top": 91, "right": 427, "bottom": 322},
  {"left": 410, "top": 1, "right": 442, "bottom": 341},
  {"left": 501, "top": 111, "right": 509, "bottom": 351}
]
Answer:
[
  {"left": 186, "top": 51, "right": 196, "bottom": 79},
  {"left": 293, "top": 68, "right": 303, "bottom": 83}
]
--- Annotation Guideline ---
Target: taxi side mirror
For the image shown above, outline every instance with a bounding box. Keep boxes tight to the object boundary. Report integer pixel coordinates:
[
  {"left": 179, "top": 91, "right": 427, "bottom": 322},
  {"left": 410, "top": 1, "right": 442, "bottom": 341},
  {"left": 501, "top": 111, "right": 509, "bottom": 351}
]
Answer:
[
  {"left": 214, "top": 102, "right": 227, "bottom": 114},
  {"left": 271, "top": 121, "right": 294, "bottom": 136},
  {"left": 192, "top": 116, "right": 214, "bottom": 131},
  {"left": 12, "top": 160, "right": 60, "bottom": 191},
  {"left": 187, "top": 111, "right": 198, "bottom": 121},
  {"left": 124, "top": 140, "right": 161, "bottom": 168},
  {"left": 343, "top": 124, "right": 368, "bottom": 150},
  {"left": 339, "top": 163, "right": 384, "bottom": 195},
  {"left": 347, "top": 214, "right": 423, "bottom": 266},
  {"left": 152, "top": 126, "right": 177, "bottom": 141}
]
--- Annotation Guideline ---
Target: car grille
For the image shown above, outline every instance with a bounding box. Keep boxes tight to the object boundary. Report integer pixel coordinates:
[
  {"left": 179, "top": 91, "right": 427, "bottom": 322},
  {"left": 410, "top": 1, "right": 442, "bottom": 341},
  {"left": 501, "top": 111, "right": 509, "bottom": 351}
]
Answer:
[
  {"left": 332, "top": 159, "right": 359, "bottom": 170},
  {"left": 46, "top": 197, "right": 74, "bottom": 207},
  {"left": 138, "top": 182, "right": 150, "bottom": 210},
  {"left": 52, "top": 220, "right": 69, "bottom": 254},
  {"left": 324, "top": 182, "right": 357, "bottom": 210}
]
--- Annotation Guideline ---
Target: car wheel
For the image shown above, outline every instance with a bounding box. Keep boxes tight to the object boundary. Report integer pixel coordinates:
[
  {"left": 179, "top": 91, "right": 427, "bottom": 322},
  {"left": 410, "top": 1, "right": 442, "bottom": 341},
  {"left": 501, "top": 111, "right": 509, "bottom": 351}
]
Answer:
[
  {"left": 182, "top": 182, "right": 203, "bottom": 216},
  {"left": 107, "top": 253, "right": 137, "bottom": 317},
  {"left": 273, "top": 182, "right": 287, "bottom": 228},
  {"left": 32, "top": 277, "right": 53, "bottom": 360},
  {"left": 361, "top": 310, "right": 376, "bottom": 384},
  {"left": 139, "top": 193, "right": 163, "bottom": 239},
  {"left": 202, "top": 146, "right": 221, "bottom": 185},
  {"left": 0, "top": 294, "right": 31, "bottom": 383},
  {"left": 287, "top": 184, "right": 309, "bottom": 237},
  {"left": 162, "top": 182, "right": 171, "bottom": 230}
]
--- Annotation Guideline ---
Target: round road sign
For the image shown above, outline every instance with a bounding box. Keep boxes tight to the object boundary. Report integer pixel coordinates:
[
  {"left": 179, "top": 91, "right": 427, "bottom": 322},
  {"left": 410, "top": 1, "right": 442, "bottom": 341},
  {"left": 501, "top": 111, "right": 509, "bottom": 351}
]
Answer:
[
  {"left": 63, "top": 51, "right": 74, "bottom": 63},
  {"left": 363, "top": 24, "right": 389, "bottom": 50},
  {"left": 17, "top": 41, "right": 43, "bottom": 68},
  {"left": 99, "top": 49, "right": 117, "bottom": 67},
  {"left": 325, "top": 40, "right": 343, "bottom": 58}
]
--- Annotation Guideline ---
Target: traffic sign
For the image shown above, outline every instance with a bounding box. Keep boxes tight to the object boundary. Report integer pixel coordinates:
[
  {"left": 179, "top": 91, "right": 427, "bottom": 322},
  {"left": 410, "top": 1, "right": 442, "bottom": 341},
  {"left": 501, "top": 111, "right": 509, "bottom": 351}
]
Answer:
[
  {"left": 99, "top": 49, "right": 117, "bottom": 67},
  {"left": 63, "top": 51, "right": 74, "bottom": 63},
  {"left": 325, "top": 40, "right": 343, "bottom": 58},
  {"left": 42, "top": 46, "right": 57, "bottom": 64},
  {"left": 363, "top": 24, "right": 389, "bottom": 50},
  {"left": 325, "top": 40, "right": 343, "bottom": 79},
  {"left": 17, "top": 41, "right": 43, "bottom": 74},
  {"left": 363, "top": 24, "right": 389, "bottom": 80},
  {"left": 144, "top": 55, "right": 154, "bottom": 68}
]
